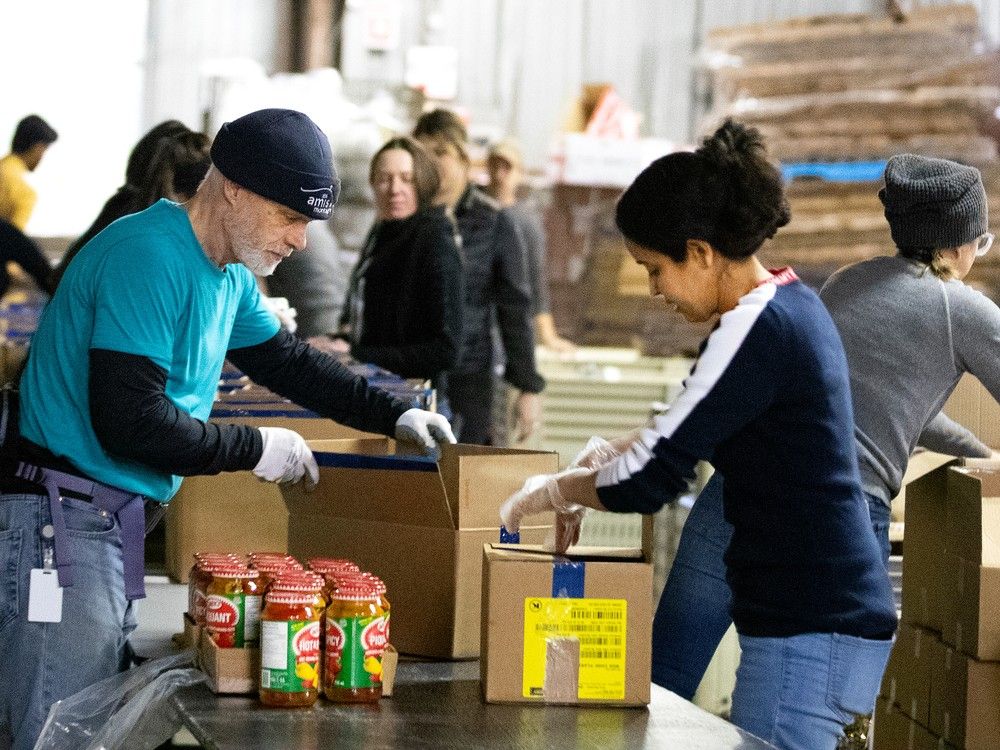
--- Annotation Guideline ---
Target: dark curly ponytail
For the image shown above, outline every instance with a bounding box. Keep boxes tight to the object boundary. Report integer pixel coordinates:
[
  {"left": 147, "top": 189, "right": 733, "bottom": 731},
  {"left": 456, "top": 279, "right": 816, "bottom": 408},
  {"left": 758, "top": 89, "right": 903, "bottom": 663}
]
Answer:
[{"left": 616, "top": 119, "right": 790, "bottom": 262}]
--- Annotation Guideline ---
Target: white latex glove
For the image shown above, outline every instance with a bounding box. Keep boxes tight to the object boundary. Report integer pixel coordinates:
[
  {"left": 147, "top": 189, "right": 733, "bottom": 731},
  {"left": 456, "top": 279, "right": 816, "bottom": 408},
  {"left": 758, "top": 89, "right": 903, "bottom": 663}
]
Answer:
[
  {"left": 254, "top": 427, "right": 318, "bottom": 490},
  {"left": 500, "top": 468, "right": 591, "bottom": 553},
  {"left": 262, "top": 296, "right": 298, "bottom": 333},
  {"left": 395, "top": 408, "right": 457, "bottom": 460},
  {"left": 571, "top": 436, "right": 623, "bottom": 471}
]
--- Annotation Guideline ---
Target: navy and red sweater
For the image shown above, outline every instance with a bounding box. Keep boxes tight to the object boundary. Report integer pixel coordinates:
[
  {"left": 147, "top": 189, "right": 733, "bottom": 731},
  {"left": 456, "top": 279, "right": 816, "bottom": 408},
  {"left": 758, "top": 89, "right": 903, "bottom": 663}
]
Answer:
[{"left": 596, "top": 270, "right": 897, "bottom": 640}]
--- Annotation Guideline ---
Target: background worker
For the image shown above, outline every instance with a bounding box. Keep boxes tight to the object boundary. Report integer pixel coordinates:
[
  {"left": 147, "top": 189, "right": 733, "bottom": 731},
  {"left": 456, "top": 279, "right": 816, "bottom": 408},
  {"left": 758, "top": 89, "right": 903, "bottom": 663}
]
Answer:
[
  {"left": 485, "top": 138, "right": 575, "bottom": 353},
  {"left": 0, "top": 108, "right": 454, "bottom": 750},
  {"left": 314, "top": 136, "right": 463, "bottom": 390},
  {"left": 0, "top": 114, "right": 59, "bottom": 296},
  {"left": 414, "top": 110, "right": 545, "bottom": 445}
]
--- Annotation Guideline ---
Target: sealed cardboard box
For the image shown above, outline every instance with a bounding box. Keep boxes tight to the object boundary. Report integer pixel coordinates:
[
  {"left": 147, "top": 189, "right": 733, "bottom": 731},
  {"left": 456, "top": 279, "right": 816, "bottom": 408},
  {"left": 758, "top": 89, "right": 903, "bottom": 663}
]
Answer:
[
  {"left": 942, "top": 553, "right": 1000, "bottom": 661},
  {"left": 880, "top": 622, "right": 935, "bottom": 726},
  {"left": 943, "top": 373, "right": 1000, "bottom": 448},
  {"left": 901, "top": 458, "right": 960, "bottom": 632},
  {"left": 873, "top": 697, "right": 945, "bottom": 750},
  {"left": 945, "top": 467, "right": 1000, "bottom": 567},
  {"left": 282, "top": 438, "right": 558, "bottom": 659},
  {"left": 929, "top": 640, "right": 1000, "bottom": 749},
  {"left": 480, "top": 521, "right": 653, "bottom": 706}
]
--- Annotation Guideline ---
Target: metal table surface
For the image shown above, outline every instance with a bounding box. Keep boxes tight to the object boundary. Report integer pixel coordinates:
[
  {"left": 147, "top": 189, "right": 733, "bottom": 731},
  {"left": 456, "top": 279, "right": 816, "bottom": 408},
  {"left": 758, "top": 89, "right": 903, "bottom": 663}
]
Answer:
[{"left": 174, "top": 661, "right": 775, "bottom": 749}]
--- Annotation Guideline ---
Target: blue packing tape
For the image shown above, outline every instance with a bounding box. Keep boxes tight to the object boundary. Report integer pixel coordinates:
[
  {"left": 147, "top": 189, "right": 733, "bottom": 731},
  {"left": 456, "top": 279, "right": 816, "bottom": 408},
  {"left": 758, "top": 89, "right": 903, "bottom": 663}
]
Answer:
[
  {"left": 499, "top": 526, "right": 520, "bottom": 544},
  {"left": 552, "top": 560, "right": 585, "bottom": 598}
]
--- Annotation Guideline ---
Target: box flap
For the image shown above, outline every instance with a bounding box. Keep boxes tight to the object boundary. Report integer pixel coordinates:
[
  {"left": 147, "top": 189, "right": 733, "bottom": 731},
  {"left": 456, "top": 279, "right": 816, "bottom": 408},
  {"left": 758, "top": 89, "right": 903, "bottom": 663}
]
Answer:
[
  {"left": 286, "top": 438, "right": 454, "bottom": 529},
  {"left": 487, "top": 543, "right": 645, "bottom": 562},
  {"left": 900, "top": 450, "right": 957, "bottom": 487},
  {"left": 437, "top": 444, "right": 559, "bottom": 528}
]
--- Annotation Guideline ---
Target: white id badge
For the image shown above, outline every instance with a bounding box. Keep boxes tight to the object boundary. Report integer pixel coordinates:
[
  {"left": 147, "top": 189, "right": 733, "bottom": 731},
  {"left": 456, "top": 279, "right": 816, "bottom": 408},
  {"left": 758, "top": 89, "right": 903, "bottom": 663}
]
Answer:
[{"left": 28, "top": 568, "right": 64, "bottom": 623}]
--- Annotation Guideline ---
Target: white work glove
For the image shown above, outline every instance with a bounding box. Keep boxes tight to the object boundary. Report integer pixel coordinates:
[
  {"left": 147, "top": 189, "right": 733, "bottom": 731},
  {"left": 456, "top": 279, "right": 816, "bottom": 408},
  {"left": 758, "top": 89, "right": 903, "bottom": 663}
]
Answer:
[
  {"left": 500, "top": 468, "right": 591, "bottom": 554},
  {"left": 262, "top": 296, "right": 298, "bottom": 333},
  {"left": 254, "top": 427, "right": 318, "bottom": 490},
  {"left": 394, "top": 408, "right": 457, "bottom": 460}
]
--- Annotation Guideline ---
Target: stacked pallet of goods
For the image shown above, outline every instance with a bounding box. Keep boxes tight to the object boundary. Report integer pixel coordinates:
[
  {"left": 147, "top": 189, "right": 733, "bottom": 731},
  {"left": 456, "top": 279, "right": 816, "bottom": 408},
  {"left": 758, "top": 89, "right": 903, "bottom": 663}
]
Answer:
[{"left": 701, "top": 3, "right": 1000, "bottom": 295}]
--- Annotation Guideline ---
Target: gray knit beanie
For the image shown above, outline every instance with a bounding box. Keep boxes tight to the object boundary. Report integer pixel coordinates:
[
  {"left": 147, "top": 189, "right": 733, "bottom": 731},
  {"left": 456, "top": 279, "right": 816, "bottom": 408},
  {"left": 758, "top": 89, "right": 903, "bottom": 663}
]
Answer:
[{"left": 879, "top": 154, "right": 987, "bottom": 249}]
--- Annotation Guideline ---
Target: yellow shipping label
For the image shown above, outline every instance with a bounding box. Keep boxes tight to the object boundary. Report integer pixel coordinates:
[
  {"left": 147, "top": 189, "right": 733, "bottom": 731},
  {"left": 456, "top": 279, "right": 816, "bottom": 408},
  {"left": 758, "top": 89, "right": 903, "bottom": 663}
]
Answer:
[{"left": 522, "top": 597, "right": 627, "bottom": 700}]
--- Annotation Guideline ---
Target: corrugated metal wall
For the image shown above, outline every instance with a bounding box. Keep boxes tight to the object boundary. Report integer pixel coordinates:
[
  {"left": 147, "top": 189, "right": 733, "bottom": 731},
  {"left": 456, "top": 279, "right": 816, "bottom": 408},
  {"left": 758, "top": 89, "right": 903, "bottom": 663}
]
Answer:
[
  {"left": 141, "top": 0, "right": 1000, "bottom": 167},
  {"left": 143, "top": 0, "right": 294, "bottom": 131}
]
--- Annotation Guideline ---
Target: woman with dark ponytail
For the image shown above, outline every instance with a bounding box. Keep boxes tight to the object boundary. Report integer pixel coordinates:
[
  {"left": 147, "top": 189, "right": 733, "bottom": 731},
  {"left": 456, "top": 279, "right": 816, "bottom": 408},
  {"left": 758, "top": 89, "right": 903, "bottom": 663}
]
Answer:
[
  {"left": 500, "top": 120, "right": 896, "bottom": 749},
  {"left": 52, "top": 121, "right": 210, "bottom": 288}
]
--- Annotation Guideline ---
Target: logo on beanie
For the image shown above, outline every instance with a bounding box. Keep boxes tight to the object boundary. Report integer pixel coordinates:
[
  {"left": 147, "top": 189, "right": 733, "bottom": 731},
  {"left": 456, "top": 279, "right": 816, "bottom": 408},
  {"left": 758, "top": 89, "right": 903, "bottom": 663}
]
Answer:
[{"left": 301, "top": 185, "right": 334, "bottom": 217}]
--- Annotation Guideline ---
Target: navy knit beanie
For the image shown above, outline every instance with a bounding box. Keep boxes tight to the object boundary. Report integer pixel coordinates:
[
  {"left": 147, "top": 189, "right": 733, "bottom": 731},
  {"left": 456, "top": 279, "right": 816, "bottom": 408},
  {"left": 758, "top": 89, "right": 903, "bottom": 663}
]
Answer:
[
  {"left": 879, "top": 154, "right": 987, "bottom": 249},
  {"left": 211, "top": 108, "right": 339, "bottom": 220}
]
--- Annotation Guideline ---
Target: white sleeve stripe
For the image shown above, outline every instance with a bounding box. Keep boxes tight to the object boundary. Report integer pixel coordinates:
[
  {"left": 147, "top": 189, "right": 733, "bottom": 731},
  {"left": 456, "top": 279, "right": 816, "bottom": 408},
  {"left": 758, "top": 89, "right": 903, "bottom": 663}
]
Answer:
[{"left": 596, "top": 282, "right": 778, "bottom": 488}]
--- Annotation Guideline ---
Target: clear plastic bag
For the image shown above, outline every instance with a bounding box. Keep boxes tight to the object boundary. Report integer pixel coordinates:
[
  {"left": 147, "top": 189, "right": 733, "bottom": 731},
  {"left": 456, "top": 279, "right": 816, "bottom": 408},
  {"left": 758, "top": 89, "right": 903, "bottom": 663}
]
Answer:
[{"left": 33, "top": 650, "right": 206, "bottom": 750}]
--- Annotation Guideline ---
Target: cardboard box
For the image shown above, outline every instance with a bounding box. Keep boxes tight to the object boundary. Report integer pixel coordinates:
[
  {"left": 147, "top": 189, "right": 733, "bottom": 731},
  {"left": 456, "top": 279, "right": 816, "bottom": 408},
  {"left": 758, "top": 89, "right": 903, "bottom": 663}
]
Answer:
[
  {"left": 943, "top": 373, "right": 1000, "bottom": 448},
  {"left": 901, "top": 458, "right": 961, "bottom": 632},
  {"left": 929, "top": 640, "right": 1000, "bottom": 749},
  {"left": 945, "top": 468, "right": 1000, "bottom": 567},
  {"left": 874, "top": 697, "right": 946, "bottom": 750},
  {"left": 380, "top": 645, "right": 398, "bottom": 698},
  {"left": 880, "top": 622, "right": 935, "bottom": 726},
  {"left": 480, "top": 520, "right": 653, "bottom": 706},
  {"left": 174, "top": 611, "right": 201, "bottom": 650},
  {"left": 198, "top": 630, "right": 259, "bottom": 695},
  {"left": 164, "top": 410, "right": 379, "bottom": 582},
  {"left": 165, "top": 471, "right": 287, "bottom": 583},
  {"left": 282, "top": 438, "right": 559, "bottom": 659},
  {"left": 942, "top": 553, "right": 1000, "bottom": 661},
  {"left": 892, "top": 451, "right": 956, "bottom": 524}
]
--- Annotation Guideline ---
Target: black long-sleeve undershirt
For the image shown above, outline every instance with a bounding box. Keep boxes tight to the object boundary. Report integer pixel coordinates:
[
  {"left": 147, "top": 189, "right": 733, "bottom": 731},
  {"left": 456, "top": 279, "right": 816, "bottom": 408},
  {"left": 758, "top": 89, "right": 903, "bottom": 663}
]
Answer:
[{"left": 88, "top": 329, "right": 409, "bottom": 476}]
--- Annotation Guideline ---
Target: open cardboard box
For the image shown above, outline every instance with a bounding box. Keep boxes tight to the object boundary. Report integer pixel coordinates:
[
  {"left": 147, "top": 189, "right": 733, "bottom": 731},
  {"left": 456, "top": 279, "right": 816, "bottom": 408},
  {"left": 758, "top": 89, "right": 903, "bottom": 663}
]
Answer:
[
  {"left": 480, "top": 516, "right": 653, "bottom": 706},
  {"left": 164, "top": 411, "right": 377, "bottom": 582},
  {"left": 282, "top": 438, "right": 559, "bottom": 659}
]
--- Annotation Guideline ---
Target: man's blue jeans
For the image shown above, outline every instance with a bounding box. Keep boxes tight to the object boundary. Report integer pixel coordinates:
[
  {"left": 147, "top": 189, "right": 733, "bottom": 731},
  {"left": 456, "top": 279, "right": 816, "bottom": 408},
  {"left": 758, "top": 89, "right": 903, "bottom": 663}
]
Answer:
[
  {"left": 0, "top": 493, "right": 136, "bottom": 750},
  {"left": 651, "top": 474, "right": 893, "bottom": 738}
]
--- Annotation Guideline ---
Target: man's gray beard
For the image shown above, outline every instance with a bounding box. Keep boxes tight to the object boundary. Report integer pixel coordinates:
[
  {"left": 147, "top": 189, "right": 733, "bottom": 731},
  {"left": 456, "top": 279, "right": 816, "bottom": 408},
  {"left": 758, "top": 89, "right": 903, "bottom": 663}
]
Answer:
[{"left": 233, "top": 242, "right": 280, "bottom": 276}]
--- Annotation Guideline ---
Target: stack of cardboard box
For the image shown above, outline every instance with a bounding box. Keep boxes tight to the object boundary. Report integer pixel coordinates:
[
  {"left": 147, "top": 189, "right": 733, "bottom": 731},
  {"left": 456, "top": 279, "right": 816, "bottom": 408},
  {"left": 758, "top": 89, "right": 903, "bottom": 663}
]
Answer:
[
  {"left": 700, "top": 4, "right": 1000, "bottom": 302},
  {"left": 876, "top": 459, "right": 1000, "bottom": 749}
]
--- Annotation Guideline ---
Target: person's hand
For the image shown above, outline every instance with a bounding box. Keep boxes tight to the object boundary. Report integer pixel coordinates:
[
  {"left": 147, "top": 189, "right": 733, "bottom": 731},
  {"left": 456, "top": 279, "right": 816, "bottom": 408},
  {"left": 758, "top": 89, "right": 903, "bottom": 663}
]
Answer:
[
  {"left": 512, "top": 392, "right": 542, "bottom": 443},
  {"left": 500, "top": 468, "right": 591, "bottom": 553},
  {"left": 395, "top": 409, "right": 457, "bottom": 460},
  {"left": 254, "top": 427, "right": 318, "bottom": 490},
  {"left": 535, "top": 312, "right": 576, "bottom": 355},
  {"left": 307, "top": 335, "right": 351, "bottom": 355},
  {"left": 262, "top": 296, "right": 298, "bottom": 333}
]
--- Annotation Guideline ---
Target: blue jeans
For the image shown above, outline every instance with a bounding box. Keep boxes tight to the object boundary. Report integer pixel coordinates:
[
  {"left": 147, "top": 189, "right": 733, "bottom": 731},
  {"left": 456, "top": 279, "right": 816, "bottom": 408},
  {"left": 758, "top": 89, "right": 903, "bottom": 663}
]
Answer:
[
  {"left": 651, "top": 474, "right": 892, "bottom": 700},
  {"left": 732, "top": 631, "right": 892, "bottom": 750},
  {"left": 0, "top": 493, "right": 135, "bottom": 750}
]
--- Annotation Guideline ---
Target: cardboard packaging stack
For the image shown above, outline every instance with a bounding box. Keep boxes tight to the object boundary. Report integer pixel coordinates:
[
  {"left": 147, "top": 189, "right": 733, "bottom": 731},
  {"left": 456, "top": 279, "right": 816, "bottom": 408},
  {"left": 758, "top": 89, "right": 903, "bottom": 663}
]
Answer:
[
  {"left": 480, "top": 517, "right": 653, "bottom": 707},
  {"left": 700, "top": 4, "right": 1000, "bottom": 299},
  {"left": 165, "top": 362, "right": 433, "bottom": 582},
  {"left": 281, "top": 438, "right": 559, "bottom": 659},
  {"left": 876, "top": 457, "right": 1000, "bottom": 749}
]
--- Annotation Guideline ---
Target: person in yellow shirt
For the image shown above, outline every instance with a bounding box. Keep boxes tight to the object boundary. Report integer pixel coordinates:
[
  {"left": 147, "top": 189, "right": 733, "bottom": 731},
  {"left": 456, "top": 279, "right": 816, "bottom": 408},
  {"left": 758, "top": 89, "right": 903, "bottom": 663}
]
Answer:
[{"left": 0, "top": 114, "right": 58, "bottom": 296}]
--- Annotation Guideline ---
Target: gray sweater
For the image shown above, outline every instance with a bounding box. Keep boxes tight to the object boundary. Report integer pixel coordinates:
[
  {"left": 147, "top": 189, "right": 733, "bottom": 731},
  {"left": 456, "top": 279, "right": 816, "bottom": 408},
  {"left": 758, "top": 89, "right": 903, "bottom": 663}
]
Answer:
[{"left": 820, "top": 254, "right": 997, "bottom": 506}]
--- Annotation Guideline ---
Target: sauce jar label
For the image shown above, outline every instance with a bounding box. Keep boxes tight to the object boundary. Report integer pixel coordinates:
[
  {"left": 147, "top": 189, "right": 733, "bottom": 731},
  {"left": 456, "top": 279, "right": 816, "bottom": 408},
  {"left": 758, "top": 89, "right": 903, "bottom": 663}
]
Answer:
[
  {"left": 329, "top": 615, "right": 386, "bottom": 689},
  {"left": 261, "top": 620, "right": 320, "bottom": 692},
  {"left": 206, "top": 594, "right": 242, "bottom": 647}
]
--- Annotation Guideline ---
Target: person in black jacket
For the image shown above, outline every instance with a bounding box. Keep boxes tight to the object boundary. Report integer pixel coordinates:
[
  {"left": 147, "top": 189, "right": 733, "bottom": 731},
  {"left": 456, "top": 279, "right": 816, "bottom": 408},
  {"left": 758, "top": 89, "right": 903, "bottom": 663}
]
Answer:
[
  {"left": 414, "top": 110, "right": 545, "bottom": 445},
  {"left": 51, "top": 120, "right": 211, "bottom": 289},
  {"left": 312, "top": 136, "right": 463, "bottom": 389}
]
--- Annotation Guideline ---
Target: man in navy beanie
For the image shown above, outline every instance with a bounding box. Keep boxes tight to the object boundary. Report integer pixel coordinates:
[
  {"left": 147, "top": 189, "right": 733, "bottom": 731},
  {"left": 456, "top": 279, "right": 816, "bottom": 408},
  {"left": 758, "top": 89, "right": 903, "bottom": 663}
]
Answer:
[{"left": 0, "top": 108, "right": 455, "bottom": 750}]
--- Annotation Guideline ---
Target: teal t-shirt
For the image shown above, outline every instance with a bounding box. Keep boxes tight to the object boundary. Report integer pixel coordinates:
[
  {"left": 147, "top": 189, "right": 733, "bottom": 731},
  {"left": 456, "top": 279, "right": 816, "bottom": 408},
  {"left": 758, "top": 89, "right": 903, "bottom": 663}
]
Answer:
[{"left": 19, "top": 200, "right": 280, "bottom": 501}]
